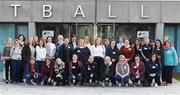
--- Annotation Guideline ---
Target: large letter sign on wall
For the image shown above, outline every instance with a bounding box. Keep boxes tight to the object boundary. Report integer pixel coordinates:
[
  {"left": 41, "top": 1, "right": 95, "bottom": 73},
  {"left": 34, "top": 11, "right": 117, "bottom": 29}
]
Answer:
[
  {"left": 108, "top": 5, "right": 116, "bottom": 19},
  {"left": 140, "top": 5, "right": 149, "bottom": 19},
  {"left": 43, "top": 5, "right": 52, "bottom": 18},
  {"left": 10, "top": 4, "right": 21, "bottom": 17},
  {"left": 73, "top": 5, "right": 85, "bottom": 18}
]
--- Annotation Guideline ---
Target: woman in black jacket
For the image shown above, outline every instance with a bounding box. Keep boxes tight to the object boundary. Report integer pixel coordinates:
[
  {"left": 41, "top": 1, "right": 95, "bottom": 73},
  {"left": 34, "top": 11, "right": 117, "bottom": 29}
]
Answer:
[
  {"left": 106, "top": 40, "right": 119, "bottom": 64},
  {"left": 84, "top": 56, "right": 97, "bottom": 84},
  {"left": 53, "top": 58, "right": 66, "bottom": 86},
  {"left": 100, "top": 56, "right": 115, "bottom": 86}
]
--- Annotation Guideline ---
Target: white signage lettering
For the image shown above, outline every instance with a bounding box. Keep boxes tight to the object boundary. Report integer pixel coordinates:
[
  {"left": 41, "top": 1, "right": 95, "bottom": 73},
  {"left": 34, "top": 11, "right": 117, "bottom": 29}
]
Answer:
[
  {"left": 10, "top": 4, "right": 21, "bottom": 17},
  {"left": 108, "top": 5, "right": 116, "bottom": 19},
  {"left": 73, "top": 5, "right": 85, "bottom": 18},
  {"left": 43, "top": 5, "right": 52, "bottom": 18},
  {"left": 140, "top": 5, "right": 149, "bottom": 19}
]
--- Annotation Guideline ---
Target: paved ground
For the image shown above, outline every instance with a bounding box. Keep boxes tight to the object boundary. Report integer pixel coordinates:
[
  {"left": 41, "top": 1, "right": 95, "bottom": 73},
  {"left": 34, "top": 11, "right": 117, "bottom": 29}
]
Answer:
[{"left": 0, "top": 72, "right": 180, "bottom": 95}]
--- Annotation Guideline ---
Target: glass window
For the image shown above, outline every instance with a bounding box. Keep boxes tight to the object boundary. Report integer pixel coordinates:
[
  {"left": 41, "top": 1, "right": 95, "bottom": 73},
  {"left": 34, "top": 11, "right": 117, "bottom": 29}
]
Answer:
[
  {"left": 97, "top": 25, "right": 114, "bottom": 40},
  {"left": 17, "top": 25, "right": 28, "bottom": 42}
]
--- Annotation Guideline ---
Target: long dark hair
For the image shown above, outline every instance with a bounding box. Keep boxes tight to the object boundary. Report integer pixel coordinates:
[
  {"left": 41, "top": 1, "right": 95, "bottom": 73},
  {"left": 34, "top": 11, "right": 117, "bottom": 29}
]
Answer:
[
  {"left": 44, "top": 57, "right": 52, "bottom": 66},
  {"left": 18, "top": 34, "right": 26, "bottom": 42},
  {"left": 155, "top": 39, "right": 163, "bottom": 49}
]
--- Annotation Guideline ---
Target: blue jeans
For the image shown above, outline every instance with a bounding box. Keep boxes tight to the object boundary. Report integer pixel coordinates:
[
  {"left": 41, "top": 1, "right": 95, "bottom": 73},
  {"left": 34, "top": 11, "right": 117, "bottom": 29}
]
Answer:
[
  {"left": 36, "top": 61, "right": 43, "bottom": 73},
  {"left": 11, "top": 59, "right": 21, "bottom": 81},
  {"left": 68, "top": 74, "right": 83, "bottom": 81},
  {"left": 115, "top": 74, "right": 129, "bottom": 84}
]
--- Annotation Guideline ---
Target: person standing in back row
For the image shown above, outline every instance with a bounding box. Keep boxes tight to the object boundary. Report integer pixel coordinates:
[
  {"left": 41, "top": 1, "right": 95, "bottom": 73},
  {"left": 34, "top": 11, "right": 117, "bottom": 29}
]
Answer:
[
  {"left": 163, "top": 41, "right": 178, "bottom": 86},
  {"left": 3, "top": 38, "right": 12, "bottom": 84}
]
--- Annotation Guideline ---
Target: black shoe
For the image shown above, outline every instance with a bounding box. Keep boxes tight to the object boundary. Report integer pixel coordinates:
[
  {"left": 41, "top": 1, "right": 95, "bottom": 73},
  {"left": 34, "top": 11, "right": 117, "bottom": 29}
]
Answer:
[{"left": 5, "top": 80, "right": 9, "bottom": 84}]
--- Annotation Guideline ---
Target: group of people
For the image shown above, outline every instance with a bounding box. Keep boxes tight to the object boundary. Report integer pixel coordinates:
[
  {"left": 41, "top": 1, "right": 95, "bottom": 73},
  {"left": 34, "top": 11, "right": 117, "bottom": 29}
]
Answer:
[{"left": 2, "top": 34, "right": 178, "bottom": 87}]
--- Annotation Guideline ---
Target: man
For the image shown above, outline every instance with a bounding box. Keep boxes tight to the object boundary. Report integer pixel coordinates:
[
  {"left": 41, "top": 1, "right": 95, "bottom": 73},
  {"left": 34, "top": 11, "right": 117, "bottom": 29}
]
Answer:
[
  {"left": 59, "top": 38, "right": 73, "bottom": 83},
  {"left": 55, "top": 35, "right": 64, "bottom": 58}
]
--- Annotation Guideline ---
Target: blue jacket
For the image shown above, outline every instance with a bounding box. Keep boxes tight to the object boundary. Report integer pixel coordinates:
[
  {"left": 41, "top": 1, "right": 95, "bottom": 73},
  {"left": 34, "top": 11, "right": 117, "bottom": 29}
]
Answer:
[
  {"left": 164, "top": 48, "right": 178, "bottom": 66},
  {"left": 147, "top": 61, "right": 161, "bottom": 76}
]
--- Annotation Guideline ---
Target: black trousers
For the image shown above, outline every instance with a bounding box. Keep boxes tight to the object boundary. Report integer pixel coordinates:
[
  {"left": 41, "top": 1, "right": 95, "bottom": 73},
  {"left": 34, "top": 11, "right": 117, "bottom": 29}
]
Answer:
[
  {"left": 163, "top": 66, "right": 174, "bottom": 84},
  {"left": 93, "top": 56, "right": 104, "bottom": 81},
  {"left": 130, "top": 74, "right": 145, "bottom": 84},
  {"left": 5, "top": 60, "right": 11, "bottom": 80},
  {"left": 148, "top": 75, "right": 161, "bottom": 85}
]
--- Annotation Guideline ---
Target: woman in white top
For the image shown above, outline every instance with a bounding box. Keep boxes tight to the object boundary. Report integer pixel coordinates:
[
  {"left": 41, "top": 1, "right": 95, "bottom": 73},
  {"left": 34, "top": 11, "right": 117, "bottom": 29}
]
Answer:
[
  {"left": 10, "top": 39, "right": 22, "bottom": 83},
  {"left": 91, "top": 37, "right": 106, "bottom": 81},
  {"left": 36, "top": 39, "right": 47, "bottom": 72},
  {"left": 46, "top": 37, "right": 56, "bottom": 59},
  {"left": 91, "top": 37, "right": 106, "bottom": 58}
]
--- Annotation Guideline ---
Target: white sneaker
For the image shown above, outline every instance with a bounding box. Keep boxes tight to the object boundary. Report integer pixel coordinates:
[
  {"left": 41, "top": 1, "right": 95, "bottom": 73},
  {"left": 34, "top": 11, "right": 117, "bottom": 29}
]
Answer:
[
  {"left": 118, "top": 83, "right": 121, "bottom": 87},
  {"left": 109, "top": 82, "right": 112, "bottom": 87},
  {"left": 89, "top": 79, "right": 92, "bottom": 84},
  {"left": 73, "top": 80, "right": 76, "bottom": 84},
  {"left": 30, "top": 80, "right": 37, "bottom": 86},
  {"left": 125, "top": 83, "right": 129, "bottom": 87},
  {"left": 53, "top": 82, "right": 57, "bottom": 86},
  {"left": 154, "top": 83, "right": 158, "bottom": 87},
  {"left": 101, "top": 82, "right": 105, "bottom": 87}
]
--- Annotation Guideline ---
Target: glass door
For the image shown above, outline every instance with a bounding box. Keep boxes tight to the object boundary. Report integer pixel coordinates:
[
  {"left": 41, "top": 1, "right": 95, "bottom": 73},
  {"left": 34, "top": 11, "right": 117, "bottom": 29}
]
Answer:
[
  {"left": 97, "top": 24, "right": 114, "bottom": 40},
  {"left": 70, "top": 24, "right": 94, "bottom": 40}
]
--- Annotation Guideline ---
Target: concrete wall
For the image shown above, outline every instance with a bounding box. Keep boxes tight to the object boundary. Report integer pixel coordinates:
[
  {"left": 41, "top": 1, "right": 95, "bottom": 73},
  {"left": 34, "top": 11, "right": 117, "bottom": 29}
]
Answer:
[
  {"left": 0, "top": 1, "right": 180, "bottom": 23},
  {"left": 0, "top": 0, "right": 180, "bottom": 40}
]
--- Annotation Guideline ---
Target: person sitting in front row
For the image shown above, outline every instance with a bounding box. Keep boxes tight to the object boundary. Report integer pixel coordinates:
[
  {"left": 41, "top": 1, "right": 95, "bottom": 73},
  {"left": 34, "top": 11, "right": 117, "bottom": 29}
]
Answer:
[
  {"left": 53, "top": 58, "right": 66, "bottom": 86},
  {"left": 100, "top": 56, "right": 115, "bottom": 87},
  {"left": 115, "top": 55, "right": 130, "bottom": 87},
  {"left": 130, "top": 55, "right": 145, "bottom": 86},
  {"left": 68, "top": 54, "right": 83, "bottom": 86},
  {"left": 84, "top": 56, "right": 98, "bottom": 84},
  {"left": 24, "top": 57, "right": 39, "bottom": 85},
  {"left": 41, "top": 58, "right": 54, "bottom": 85},
  {"left": 147, "top": 53, "right": 161, "bottom": 86}
]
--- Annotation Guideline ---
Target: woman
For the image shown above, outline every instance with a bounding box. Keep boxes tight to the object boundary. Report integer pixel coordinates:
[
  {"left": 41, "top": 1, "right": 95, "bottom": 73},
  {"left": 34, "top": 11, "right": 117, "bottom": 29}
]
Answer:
[
  {"left": 103, "top": 39, "right": 110, "bottom": 50},
  {"left": 33, "top": 36, "right": 39, "bottom": 47},
  {"left": 18, "top": 34, "right": 26, "bottom": 47},
  {"left": 53, "top": 58, "right": 66, "bottom": 86},
  {"left": 68, "top": 54, "right": 83, "bottom": 86},
  {"left": 115, "top": 55, "right": 130, "bottom": 87},
  {"left": 130, "top": 55, "right": 145, "bottom": 86},
  {"left": 36, "top": 39, "right": 47, "bottom": 73},
  {"left": 83, "top": 36, "right": 91, "bottom": 49},
  {"left": 153, "top": 39, "right": 163, "bottom": 62},
  {"left": 10, "top": 39, "right": 22, "bottom": 83},
  {"left": 69, "top": 35, "right": 77, "bottom": 50},
  {"left": 21, "top": 37, "right": 35, "bottom": 82},
  {"left": 116, "top": 36, "right": 124, "bottom": 50},
  {"left": 46, "top": 36, "right": 56, "bottom": 60},
  {"left": 141, "top": 37, "right": 153, "bottom": 64},
  {"left": 120, "top": 39, "right": 134, "bottom": 63},
  {"left": 3, "top": 37, "right": 12, "bottom": 84},
  {"left": 41, "top": 58, "right": 54, "bottom": 85},
  {"left": 134, "top": 39, "right": 142, "bottom": 59},
  {"left": 106, "top": 40, "right": 120, "bottom": 64},
  {"left": 163, "top": 41, "right": 178, "bottom": 85},
  {"left": 147, "top": 53, "right": 161, "bottom": 86},
  {"left": 24, "top": 57, "right": 39, "bottom": 85},
  {"left": 84, "top": 56, "right": 97, "bottom": 84},
  {"left": 100, "top": 56, "right": 115, "bottom": 86},
  {"left": 74, "top": 39, "right": 91, "bottom": 65},
  {"left": 91, "top": 37, "right": 106, "bottom": 81}
]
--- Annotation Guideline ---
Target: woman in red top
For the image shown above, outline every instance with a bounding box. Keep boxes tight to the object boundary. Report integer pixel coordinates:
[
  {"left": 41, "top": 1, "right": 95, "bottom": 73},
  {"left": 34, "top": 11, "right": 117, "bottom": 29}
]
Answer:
[
  {"left": 41, "top": 58, "right": 54, "bottom": 85},
  {"left": 130, "top": 55, "right": 145, "bottom": 86},
  {"left": 120, "top": 39, "right": 134, "bottom": 62}
]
